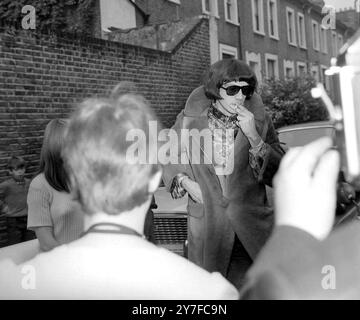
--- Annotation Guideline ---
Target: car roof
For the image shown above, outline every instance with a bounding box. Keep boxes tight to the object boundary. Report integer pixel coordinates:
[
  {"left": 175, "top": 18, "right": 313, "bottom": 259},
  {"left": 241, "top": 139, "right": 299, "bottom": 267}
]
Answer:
[{"left": 277, "top": 120, "right": 334, "bottom": 133}]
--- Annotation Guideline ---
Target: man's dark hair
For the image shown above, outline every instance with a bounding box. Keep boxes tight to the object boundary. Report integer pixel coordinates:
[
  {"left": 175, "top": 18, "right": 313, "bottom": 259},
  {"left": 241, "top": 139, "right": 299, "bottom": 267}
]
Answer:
[{"left": 203, "top": 58, "right": 257, "bottom": 100}]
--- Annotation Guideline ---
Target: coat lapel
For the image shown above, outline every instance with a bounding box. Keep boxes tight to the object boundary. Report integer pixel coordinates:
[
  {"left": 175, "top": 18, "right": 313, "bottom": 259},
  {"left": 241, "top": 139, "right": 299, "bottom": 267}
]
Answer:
[{"left": 182, "top": 113, "right": 216, "bottom": 173}]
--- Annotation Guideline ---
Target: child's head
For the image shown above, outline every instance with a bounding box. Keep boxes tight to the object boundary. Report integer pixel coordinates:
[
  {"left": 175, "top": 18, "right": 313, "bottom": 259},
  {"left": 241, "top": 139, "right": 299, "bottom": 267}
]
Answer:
[{"left": 8, "top": 156, "right": 26, "bottom": 181}]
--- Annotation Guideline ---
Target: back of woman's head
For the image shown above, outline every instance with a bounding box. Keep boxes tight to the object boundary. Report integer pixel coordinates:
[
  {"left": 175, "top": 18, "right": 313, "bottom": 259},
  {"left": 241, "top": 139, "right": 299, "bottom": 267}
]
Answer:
[
  {"left": 39, "top": 119, "right": 69, "bottom": 192},
  {"left": 203, "top": 58, "right": 257, "bottom": 100}
]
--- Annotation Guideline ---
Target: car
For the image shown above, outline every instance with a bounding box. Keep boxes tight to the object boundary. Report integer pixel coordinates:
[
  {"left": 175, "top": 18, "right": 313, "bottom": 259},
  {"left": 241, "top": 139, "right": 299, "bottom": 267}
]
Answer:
[
  {"left": 277, "top": 120, "right": 360, "bottom": 227},
  {"left": 277, "top": 120, "right": 335, "bottom": 148}
]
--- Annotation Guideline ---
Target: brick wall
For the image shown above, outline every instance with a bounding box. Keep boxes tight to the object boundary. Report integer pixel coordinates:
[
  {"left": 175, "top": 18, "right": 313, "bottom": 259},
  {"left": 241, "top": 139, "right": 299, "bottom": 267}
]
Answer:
[{"left": 0, "top": 19, "right": 210, "bottom": 180}]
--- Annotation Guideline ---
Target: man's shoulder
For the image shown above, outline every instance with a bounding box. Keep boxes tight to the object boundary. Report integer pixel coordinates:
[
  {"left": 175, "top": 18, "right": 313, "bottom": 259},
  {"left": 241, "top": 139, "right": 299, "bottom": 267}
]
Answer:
[
  {"left": 243, "top": 222, "right": 360, "bottom": 299},
  {"left": 0, "top": 240, "right": 239, "bottom": 299},
  {"left": 138, "top": 244, "right": 239, "bottom": 299}
]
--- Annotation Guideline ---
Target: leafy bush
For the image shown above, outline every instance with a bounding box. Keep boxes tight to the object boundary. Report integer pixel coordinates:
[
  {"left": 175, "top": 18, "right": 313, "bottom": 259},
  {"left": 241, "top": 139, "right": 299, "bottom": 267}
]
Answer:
[
  {"left": 260, "top": 75, "right": 329, "bottom": 129},
  {"left": 0, "top": 0, "right": 95, "bottom": 35}
]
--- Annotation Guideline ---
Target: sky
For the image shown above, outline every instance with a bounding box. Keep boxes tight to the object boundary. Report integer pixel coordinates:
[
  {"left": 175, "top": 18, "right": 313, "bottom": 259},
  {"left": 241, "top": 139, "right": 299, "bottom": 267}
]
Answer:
[{"left": 324, "top": 0, "right": 357, "bottom": 10}]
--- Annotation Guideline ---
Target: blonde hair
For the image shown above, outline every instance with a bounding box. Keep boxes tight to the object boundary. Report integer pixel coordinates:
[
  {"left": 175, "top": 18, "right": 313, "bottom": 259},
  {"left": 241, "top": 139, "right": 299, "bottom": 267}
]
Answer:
[{"left": 63, "top": 94, "right": 160, "bottom": 215}]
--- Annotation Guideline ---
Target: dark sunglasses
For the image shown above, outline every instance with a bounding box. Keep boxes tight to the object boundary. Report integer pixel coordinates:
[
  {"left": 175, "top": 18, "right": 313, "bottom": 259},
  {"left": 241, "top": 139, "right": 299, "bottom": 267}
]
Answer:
[{"left": 220, "top": 85, "right": 253, "bottom": 96}]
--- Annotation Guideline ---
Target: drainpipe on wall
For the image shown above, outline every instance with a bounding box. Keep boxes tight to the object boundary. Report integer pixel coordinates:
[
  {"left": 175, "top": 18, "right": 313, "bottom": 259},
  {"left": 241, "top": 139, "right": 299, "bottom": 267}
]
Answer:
[
  {"left": 155, "top": 24, "right": 160, "bottom": 50},
  {"left": 355, "top": 0, "right": 360, "bottom": 29},
  {"left": 303, "top": 3, "right": 312, "bottom": 73},
  {"left": 209, "top": 0, "right": 219, "bottom": 63}
]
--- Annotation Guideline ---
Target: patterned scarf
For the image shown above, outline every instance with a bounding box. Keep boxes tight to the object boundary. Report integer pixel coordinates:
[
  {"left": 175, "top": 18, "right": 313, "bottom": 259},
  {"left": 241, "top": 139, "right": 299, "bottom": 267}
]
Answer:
[{"left": 207, "top": 104, "right": 239, "bottom": 173}]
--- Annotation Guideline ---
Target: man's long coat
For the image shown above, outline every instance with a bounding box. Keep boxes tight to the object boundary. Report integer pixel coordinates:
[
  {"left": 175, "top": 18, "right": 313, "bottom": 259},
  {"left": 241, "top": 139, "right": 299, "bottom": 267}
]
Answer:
[{"left": 162, "top": 86, "right": 284, "bottom": 276}]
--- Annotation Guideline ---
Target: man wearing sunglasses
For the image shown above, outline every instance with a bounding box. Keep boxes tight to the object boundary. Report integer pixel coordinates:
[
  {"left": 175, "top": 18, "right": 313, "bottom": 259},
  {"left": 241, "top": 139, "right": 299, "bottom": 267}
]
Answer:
[{"left": 163, "top": 59, "right": 284, "bottom": 289}]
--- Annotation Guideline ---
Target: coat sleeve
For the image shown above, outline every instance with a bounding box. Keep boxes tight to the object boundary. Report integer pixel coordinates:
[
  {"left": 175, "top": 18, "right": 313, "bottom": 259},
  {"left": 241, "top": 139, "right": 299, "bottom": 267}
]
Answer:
[
  {"left": 161, "top": 111, "right": 195, "bottom": 196},
  {"left": 250, "top": 114, "right": 285, "bottom": 187},
  {"left": 239, "top": 225, "right": 321, "bottom": 299}
]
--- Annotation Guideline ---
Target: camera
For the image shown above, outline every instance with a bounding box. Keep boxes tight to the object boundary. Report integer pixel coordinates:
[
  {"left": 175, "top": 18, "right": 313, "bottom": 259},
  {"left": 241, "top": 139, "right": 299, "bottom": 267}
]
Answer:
[{"left": 312, "top": 29, "right": 360, "bottom": 191}]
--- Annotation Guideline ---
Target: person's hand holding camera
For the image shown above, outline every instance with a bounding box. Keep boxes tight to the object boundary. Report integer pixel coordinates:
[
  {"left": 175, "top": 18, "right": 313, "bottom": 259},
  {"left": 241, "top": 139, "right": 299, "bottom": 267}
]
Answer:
[{"left": 273, "top": 137, "right": 340, "bottom": 240}]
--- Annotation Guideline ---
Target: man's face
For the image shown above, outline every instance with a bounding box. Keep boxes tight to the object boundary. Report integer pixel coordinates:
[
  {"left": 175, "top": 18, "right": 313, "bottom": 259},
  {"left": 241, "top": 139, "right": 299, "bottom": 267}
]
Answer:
[
  {"left": 9, "top": 167, "right": 25, "bottom": 181},
  {"left": 218, "top": 80, "right": 249, "bottom": 116}
]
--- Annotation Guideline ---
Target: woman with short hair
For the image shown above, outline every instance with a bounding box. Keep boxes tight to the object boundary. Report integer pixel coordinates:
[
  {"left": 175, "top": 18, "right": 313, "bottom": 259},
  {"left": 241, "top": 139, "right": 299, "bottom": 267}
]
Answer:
[{"left": 27, "top": 119, "right": 83, "bottom": 251}]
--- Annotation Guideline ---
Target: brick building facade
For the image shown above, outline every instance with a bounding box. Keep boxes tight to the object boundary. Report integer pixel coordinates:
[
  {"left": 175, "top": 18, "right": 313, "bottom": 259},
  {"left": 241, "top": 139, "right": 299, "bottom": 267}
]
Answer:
[
  {"left": 239, "top": 0, "right": 353, "bottom": 86},
  {"left": 0, "top": 18, "right": 210, "bottom": 180},
  {"left": 134, "top": 0, "right": 242, "bottom": 61},
  {"left": 130, "top": 0, "right": 354, "bottom": 88}
]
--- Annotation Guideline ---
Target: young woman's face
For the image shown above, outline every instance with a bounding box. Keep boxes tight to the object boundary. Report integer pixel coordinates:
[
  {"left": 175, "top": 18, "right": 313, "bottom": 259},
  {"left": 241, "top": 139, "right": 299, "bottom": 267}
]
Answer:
[{"left": 217, "top": 80, "right": 249, "bottom": 116}]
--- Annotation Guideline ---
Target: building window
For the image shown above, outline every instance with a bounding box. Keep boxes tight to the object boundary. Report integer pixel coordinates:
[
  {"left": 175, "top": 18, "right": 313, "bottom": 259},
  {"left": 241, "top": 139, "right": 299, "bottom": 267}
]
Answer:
[
  {"left": 204, "top": 0, "right": 210, "bottom": 12},
  {"left": 311, "top": 65, "right": 320, "bottom": 82},
  {"left": 245, "top": 51, "right": 262, "bottom": 84},
  {"left": 320, "top": 26, "right": 328, "bottom": 54},
  {"left": 202, "top": 0, "right": 219, "bottom": 16},
  {"left": 219, "top": 44, "right": 238, "bottom": 59},
  {"left": 267, "top": 0, "right": 279, "bottom": 39},
  {"left": 331, "top": 31, "right": 338, "bottom": 56},
  {"left": 283, "top": 60, "right": 295, "bottom": 79},
  {"left": 224, "top": 0, "right": 239, "bottom": 25},
  {"left": 338, "top": 34, "right": 344, "bottom": 51},
  {"left": 297, "top": 12, "right": 306, "bottom": 48},
  {"left": 321, "top": 65, "right": 330, "bottom": 90},
  {"left": 265, "top": 53, "right": 279, "bottom": 79},
  {"left": 312, "top": 20, "right": 320, "bottom": 51},
  {"left": 297, "top": 61, "right": 307, "bottom": 77},
  {"left": 252, "top": 0, "right": 265, "bottom": 35},
  {"left": 286, "top": 7, "right": 296, "bottom": 46}
]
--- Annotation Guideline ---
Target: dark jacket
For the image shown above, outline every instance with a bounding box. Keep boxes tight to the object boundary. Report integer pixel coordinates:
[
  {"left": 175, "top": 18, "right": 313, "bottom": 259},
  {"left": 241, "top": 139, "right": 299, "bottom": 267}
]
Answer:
[
  {"left": 240, "top": 222, "right": 360, "bottom": 299},
  {"left": 162, "top": 86, "right": 284, "bottom": 276}
]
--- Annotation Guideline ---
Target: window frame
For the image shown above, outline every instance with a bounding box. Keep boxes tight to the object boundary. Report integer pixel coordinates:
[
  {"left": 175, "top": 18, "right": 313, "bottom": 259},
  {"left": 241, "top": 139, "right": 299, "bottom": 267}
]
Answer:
[
  {"left": 296, "top": 61, "right": 307, "bottom": 77},
  {"left": 219, "top": 43, "right": 238, "bottom": 59},
  {"left": 283, "top": 59, "right": 295, "bottom": 79},
  {"left": 224, "top": 0, "right": 239, "bottom": 25},
  {"left": 286, "top": 7, "right": 297, "bottom": 46},
  {"left": 331, "top": 31, "right": 338, "bottom": 56},
  {"left": 297, "top": 12, "right": 306, "bottom": 49},
  {"left": 311, "top": 65, "right": 320, "bottom": 82},
  {"left": 202, "top": 0, "right": 219, "bottom": 17},
  {"left": 312, "top": 20, "right": 320, "bottom": 51},
  {"left": 245, "top": 51, "right": 262, "bottom": 84},
  {"left": 320, "top": 26, "right": 328, "bottom": 54},
  {"left": 321, "top": 65, "right": 330, "bottom": 90},
  {"left": 265, "top": 53, "right": 279, "bottom": 79},
  {"left": 267, "top": 0, "right": 279, "bottom": 40},
  {"left": 252, "top": 0, "right": 265, "bottom": 36}
]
